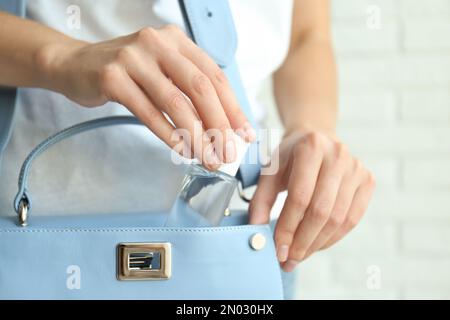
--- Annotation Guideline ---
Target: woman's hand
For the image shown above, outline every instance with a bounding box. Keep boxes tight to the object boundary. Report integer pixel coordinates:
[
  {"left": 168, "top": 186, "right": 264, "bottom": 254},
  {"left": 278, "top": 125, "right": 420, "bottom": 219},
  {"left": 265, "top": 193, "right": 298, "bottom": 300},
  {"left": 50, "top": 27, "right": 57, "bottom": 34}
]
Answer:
[
  {"left": 36, "top": 25, "right": 256, "bottom": 169},
  {"left": 249, "top": 129, "right": 376, "bottom": 272}
]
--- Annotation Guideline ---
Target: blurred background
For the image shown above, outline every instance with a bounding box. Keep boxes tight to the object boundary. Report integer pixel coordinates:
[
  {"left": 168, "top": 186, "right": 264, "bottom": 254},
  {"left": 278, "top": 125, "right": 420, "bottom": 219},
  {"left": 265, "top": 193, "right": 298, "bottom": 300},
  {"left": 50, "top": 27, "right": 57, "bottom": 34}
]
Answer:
[{"left": 256, "top": 0, "right": 450, "bottom": 299}]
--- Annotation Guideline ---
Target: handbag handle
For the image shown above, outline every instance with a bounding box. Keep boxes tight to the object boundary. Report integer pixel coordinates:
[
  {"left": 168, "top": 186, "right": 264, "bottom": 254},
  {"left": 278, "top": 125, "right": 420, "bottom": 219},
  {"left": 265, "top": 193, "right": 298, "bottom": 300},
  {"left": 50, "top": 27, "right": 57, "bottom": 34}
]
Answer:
[
  {"left": 14, "top": 116, "right": 141, "bottom": 225},
  {"left": 13, "top": 115, "right": 253, "bottom": 226}
]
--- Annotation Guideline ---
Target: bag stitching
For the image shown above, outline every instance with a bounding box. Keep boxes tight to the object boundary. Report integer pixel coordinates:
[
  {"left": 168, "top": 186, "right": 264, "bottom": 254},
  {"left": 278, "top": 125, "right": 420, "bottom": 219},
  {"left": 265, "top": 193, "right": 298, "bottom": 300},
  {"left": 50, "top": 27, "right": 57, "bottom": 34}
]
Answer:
[{"left": 0, "top": 225, "right": 270, "bottom": 233}]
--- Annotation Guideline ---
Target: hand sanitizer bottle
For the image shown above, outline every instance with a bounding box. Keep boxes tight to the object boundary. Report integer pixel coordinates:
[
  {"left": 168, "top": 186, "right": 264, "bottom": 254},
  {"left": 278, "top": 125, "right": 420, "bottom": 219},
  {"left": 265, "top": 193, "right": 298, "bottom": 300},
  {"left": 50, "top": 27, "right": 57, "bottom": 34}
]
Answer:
[{"left": 165, "top": 134, "right": 249, "bottom": 227}]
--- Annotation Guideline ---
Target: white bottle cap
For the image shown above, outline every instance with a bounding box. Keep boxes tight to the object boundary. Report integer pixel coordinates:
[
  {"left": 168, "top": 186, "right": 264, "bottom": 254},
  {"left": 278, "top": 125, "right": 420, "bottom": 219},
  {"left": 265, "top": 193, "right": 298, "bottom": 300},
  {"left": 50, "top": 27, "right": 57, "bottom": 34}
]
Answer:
[{"left": 219, "top": 133, "right": 249, "bottom": 177}]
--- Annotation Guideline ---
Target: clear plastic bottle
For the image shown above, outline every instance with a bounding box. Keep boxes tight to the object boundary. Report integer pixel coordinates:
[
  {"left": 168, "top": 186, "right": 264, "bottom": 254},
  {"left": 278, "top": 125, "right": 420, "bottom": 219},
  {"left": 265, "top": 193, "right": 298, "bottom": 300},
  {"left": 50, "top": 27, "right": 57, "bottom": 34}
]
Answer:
[
  {"left": 164, "top": 164, "right": 238, "bottom": 227},
  {"left": 165, "top": 135, "right": 248, "bottom": 227}
]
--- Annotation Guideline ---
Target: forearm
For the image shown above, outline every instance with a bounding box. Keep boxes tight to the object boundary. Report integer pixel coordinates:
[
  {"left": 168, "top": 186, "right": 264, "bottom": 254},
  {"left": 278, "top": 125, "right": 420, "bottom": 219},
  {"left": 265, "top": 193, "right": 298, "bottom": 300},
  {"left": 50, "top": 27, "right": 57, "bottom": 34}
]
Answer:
[
  {"left": 273, "top": 36, "right": 337, "bottom": 137},
  {"left": 0, "top": 11, "right": 81, "bottom": 89}
]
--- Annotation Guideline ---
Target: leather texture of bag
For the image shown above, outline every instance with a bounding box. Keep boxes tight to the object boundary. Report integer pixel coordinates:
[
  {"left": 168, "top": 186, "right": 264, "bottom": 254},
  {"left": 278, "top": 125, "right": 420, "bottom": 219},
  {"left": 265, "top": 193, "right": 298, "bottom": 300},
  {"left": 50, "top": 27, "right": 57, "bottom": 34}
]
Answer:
[{"left": 0, "top": 0, "right": 284, "bottom": 299}]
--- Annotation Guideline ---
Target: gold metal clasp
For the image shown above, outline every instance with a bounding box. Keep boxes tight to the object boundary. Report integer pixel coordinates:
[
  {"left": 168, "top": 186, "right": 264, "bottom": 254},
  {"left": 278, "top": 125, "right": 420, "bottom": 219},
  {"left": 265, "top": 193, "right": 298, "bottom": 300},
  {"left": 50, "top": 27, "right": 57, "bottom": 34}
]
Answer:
[
  {"left": 18, "top": 200, "right": 29, "bottom": 227},
  {"left": 117, "top": 243, "right": 171, "bottom": 281}
]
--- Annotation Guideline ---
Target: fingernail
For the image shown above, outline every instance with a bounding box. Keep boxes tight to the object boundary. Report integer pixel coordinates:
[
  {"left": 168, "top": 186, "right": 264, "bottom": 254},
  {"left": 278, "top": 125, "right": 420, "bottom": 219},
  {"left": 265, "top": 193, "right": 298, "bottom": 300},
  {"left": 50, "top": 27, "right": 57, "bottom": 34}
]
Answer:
[
  {"left": 243, "top": 122, "right": 257, "bottom": 142},
  {"left": 204, "top": 144, "right": 220, "bottom": 168},
  {"left": 225, "top": 138, "right": 236, "bottom": 163},
  {"left": 277, "top": 245, "right": 289, "bottom": 263},
  {"left": 283, "top": 259, "right": 299, "bottom": 273}
]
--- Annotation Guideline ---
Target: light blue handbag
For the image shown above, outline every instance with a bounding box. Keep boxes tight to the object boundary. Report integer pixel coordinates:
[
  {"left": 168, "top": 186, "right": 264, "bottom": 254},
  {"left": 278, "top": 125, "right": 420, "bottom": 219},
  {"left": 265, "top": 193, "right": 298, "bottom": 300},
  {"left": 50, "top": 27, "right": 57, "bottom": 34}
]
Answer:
[{"left": 0, "top": 0, "right": 284, "bottom": 299}]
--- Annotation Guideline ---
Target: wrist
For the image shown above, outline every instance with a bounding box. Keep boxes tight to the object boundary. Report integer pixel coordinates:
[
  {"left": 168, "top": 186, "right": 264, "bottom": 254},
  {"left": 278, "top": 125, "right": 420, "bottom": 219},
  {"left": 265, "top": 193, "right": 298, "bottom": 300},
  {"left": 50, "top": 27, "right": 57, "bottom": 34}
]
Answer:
[
  {"left": 34, "top": 39, "right": 88, "bottom": 92},
  {"left": 283, "top": 123, "right": 337, "bottom": 140}
]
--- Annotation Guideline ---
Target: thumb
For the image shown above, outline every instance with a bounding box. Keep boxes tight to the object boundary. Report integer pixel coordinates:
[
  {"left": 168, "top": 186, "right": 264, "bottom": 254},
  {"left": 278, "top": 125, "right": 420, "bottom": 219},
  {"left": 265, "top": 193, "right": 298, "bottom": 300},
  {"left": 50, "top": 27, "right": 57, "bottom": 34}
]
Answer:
[{"left": 249, "top": 172, "right": 280, "bottom": 224}]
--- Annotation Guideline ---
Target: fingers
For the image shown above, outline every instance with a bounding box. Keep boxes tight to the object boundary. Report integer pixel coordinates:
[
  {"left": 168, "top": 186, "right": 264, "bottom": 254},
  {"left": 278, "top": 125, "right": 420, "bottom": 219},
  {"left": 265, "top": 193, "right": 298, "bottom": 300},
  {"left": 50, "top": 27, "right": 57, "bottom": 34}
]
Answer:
[
  {"left": 248, "top": 128, "right": 375, "bottom": 272},
  {"left": 249, "top": 173, "right": 280, "bottom": 225},
  {"left": 99, "top": 65, "right": 177, "bottom": 149},
  {"left": 101, "top": 25, "right": 256, "bottom": 166},
  {"left": 303, "top": 167, "right": 361, "bottom": 258},
  {"left": 283, "top": 143, "right": 348, "bottom": 271},
  {"left": 178, "top": 39, "right": 256, "bottom": 141},
  {"left": 273, "top": 139, "right": 323, "bottom": 263},
  {"left": 159, "top": 50, "right": 236, "bottom": 163},
  {"left": 128, "top": 60, "right": 220, "bottom": 170},
  {"left": 321, "top": 172, "right": 376, "bottom": 249}
]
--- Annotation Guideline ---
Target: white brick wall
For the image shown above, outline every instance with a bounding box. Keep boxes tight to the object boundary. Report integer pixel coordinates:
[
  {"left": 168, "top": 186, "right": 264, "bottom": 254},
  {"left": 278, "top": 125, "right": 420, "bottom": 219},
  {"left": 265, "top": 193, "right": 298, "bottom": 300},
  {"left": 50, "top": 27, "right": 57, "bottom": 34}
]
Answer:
[{"left": 259, "top": 0, "right": 450, "bottom": 299}]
